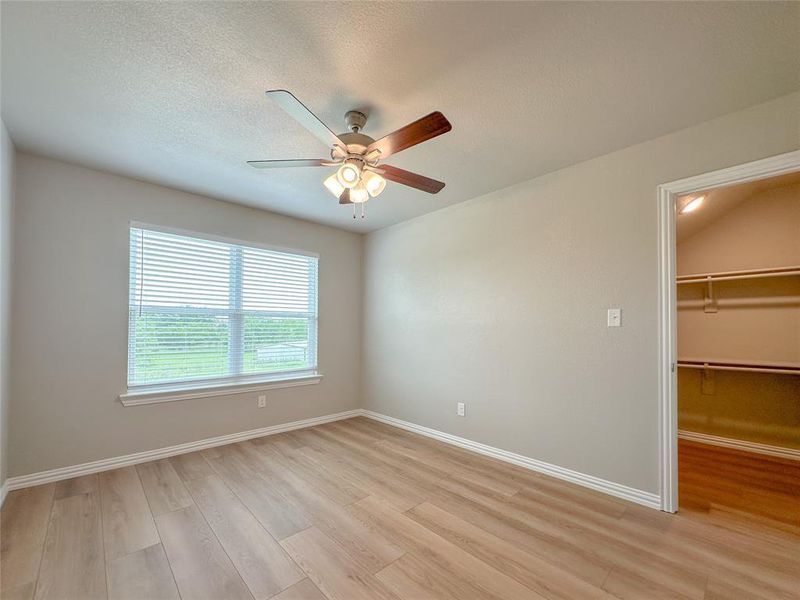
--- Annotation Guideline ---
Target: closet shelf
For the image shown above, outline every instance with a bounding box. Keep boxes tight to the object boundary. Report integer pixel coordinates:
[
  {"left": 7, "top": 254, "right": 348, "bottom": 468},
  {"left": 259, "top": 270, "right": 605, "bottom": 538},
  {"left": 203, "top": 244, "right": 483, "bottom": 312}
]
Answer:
[
  {"left": 678, "top": 359, "right": 800, "bottom": 376},
  {"left": 676, "top": 266, "right": 800, "bottom": 285}
]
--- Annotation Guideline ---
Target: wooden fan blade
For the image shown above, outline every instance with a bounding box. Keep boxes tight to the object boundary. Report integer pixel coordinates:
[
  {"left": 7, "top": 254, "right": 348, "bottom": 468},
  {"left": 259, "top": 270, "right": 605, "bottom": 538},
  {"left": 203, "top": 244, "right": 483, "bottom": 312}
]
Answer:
[
  {"left": 339, "top": 189, "right": 353, "bottom": 204},
  {"left": 380, "top": 164, "right": 445, "bottom": 194},
  {"left": 247, "top": 159, "right": 331, "bottom": 169},
  {"left": 266, "top": 90, "right": 347, "bottom": 149},
  {"left": 367, "top": 112, "right": 452, "bottom": 158}
]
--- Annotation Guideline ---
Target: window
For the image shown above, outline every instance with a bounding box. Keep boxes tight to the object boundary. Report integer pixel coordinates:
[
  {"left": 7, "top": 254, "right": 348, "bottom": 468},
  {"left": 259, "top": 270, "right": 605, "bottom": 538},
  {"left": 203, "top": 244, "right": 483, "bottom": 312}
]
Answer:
[{"left": 127, "top": 226, "right": 318, "bottom": 392}]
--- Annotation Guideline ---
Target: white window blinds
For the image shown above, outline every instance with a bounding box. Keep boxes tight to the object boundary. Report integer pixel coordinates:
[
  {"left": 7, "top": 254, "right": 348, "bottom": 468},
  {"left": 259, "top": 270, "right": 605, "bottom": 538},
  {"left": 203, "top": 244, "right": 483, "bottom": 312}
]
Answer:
[{"left": 128, "top": 226, "right": 318, "bottom": 390}]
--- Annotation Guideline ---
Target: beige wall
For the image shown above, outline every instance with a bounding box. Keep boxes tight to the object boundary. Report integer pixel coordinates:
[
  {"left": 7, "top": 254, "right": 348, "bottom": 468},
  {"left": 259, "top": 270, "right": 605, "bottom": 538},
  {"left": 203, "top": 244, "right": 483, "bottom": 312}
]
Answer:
[
  {"left": 362, "top": 92, "right": 800, "bottom": 494},
  {"left": 9, "top": 154, "right": 362, "bottom": 477},
  {"left": 678, "top": 184, "right": 800, "bottom": 275},
  {"left": 678, "top": 370, "right": 800, "bottom": 448},
  {"left": 5, "top": 92, "right": 800, "bottom": 490},
  {"left": 0, "top": 121, "right": 15, "bottom": 485},
  {"left": 677, "top": 184, "right": 800, "bottom": 448}
]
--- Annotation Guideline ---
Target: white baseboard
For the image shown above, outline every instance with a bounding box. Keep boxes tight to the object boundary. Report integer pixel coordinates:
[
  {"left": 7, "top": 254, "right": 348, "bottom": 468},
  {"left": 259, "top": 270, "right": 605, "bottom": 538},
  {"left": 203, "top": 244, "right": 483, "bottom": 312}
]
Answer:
[
  {"left": 3, "top": 407, "right": 663, "bottom": 512},
  {"left": 3, "top": 409, "right": 361, "bottom": 493},
  {"left": 361, "top": 410, "right": 661, "bottom": 510},
  {"left": 678, "top": 429, "right": 800, "bottom": 461}
]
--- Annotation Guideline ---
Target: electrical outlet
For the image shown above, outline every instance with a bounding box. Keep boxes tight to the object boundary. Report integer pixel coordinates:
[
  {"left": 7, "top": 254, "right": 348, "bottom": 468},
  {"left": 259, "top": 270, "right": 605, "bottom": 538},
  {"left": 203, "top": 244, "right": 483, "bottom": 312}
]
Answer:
[
  {"left": 257, "top": 395, "right": 266, "bottom": 408},
  {"left": 457, "top": 402, "right": 466, "bottom": 417}
]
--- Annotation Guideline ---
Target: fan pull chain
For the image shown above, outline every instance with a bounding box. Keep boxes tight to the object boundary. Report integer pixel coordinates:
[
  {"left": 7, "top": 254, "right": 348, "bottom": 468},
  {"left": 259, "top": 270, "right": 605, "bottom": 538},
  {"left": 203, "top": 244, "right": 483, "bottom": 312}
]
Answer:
[{"left": 351, "top": 203, "right": 367, "bottom": 219}]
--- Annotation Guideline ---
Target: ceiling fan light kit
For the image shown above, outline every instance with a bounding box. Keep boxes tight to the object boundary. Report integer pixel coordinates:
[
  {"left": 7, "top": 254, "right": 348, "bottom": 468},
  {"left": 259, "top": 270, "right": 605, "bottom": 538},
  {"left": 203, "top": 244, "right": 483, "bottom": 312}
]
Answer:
[
  {"left": 247, "top": 90, "right": 452, "bottom": 219},
  {"left": 336, "top": 159, "right": 362, "bottom": 189},
  {"left": 323, "top": 173, "right": 345, "bottom": 197},
  {"left": 349, "top": 183, "right": 369, "bottom": 204},
  {"left": 362, "top": 170, "right": 386, "bottom": 197}
]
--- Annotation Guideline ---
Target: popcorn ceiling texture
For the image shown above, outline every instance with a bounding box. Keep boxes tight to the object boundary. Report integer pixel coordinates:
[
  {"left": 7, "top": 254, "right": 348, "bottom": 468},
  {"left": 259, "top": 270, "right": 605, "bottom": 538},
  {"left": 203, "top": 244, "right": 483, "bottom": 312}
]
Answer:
[{"left": 1, "top": 1, "right": 798, "bottom": 232}]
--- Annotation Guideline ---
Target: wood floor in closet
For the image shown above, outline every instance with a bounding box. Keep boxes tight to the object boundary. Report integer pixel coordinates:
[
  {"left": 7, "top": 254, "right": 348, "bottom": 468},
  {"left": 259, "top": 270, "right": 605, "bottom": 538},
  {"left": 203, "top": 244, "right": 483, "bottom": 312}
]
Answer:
[
  {"left": 2, "top": 417, "right": 798, "bottom": 600},
  {"left": 678, "top": 438, "right": 800, "bottom": 529}
]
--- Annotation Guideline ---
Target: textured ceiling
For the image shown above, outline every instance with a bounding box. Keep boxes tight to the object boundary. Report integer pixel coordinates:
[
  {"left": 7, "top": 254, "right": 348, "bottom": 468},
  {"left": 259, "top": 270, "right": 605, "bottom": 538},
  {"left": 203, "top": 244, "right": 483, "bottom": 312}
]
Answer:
[{"left": 2, "top": 2, "right": 798, "bottom": 232}]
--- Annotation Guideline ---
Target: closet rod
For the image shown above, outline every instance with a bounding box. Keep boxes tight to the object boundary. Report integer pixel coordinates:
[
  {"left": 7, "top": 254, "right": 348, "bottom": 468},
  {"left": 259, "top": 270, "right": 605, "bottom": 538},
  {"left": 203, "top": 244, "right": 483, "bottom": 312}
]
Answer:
[
  {"left": 677, "top": 360, "right": 800, "bottom": 376},
  {"left": 676, "top": 265, "right": 800, "bottom": 285}
]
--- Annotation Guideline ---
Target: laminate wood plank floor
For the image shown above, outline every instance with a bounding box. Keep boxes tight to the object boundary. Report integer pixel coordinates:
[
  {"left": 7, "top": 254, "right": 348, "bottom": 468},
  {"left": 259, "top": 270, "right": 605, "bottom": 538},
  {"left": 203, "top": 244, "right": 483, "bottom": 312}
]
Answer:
[
  {"left": 678, "top": 439, "right": 800, "bottom": 529},
  {"left": 2, "top": 418, "right": 798, "bottom": 600}
]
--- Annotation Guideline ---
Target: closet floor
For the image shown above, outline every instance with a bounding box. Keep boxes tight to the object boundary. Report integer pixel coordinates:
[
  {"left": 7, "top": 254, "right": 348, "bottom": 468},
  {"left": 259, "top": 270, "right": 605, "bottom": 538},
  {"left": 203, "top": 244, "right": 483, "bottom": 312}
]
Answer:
[
  {"left": 2, "top": 419, "right": 799, "bottom": 600},
  {"left": 679, "top": 438, "right": 800, "bottom": 531}
]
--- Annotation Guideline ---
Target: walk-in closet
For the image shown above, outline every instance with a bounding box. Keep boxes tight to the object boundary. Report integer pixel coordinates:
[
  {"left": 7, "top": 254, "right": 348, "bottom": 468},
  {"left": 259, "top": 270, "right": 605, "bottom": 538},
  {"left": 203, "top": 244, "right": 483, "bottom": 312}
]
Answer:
[{"left": 676, "top": 171, "right": 800, "bottom": 527}]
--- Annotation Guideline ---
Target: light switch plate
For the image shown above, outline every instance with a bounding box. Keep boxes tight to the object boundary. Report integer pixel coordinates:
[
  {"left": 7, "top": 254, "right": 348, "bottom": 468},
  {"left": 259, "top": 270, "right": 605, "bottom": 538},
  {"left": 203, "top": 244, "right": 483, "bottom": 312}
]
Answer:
[{"left": 607, "top": 308, "right": 621, "bottom": 327}]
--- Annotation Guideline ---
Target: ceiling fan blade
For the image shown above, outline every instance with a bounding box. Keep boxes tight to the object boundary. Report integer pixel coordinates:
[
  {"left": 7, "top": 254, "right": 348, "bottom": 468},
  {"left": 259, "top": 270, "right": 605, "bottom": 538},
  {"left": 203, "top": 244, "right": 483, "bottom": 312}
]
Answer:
[
  {"left": 368, "top": 112, "right": 452, "bottom": 158},
  {"left": 339, "top": 189, "right": 353, "bottom": 204},
  {"left": 380, "top": 164, "right": 445, "bottom": 194},
  {"left": 266, "top": 89, "right": 347, "bottom": 149},
  {"left": 247, "top": 159, "right": 331, "bottom": 169}
]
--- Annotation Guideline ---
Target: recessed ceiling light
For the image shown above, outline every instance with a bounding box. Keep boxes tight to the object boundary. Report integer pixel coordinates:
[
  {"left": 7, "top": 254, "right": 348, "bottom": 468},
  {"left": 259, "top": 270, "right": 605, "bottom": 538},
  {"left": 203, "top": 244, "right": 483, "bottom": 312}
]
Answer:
[{"left": 680, "top": 195, "right": 704, "bottom": 214}]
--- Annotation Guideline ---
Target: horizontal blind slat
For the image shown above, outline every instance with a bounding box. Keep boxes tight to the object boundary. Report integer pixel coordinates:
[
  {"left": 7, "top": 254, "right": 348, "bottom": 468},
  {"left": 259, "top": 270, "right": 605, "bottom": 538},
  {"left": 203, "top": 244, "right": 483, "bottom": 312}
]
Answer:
[{"left": 129, "top": 227, "right": 318, "bottom": 387}]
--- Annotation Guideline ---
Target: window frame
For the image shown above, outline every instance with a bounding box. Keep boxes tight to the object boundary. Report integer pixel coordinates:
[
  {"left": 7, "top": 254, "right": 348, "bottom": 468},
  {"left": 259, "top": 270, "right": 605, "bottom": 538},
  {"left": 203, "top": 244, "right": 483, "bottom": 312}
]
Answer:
[{"left": 121, "top": 222, "right": 321, "bottom": 405}]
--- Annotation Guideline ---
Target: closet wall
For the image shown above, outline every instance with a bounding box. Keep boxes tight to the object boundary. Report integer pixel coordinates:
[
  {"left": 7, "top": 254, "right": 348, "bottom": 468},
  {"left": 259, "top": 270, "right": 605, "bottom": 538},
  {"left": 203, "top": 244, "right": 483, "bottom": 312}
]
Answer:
[{"left": 677, "top": 182, "right": 800, "bottom": 449}]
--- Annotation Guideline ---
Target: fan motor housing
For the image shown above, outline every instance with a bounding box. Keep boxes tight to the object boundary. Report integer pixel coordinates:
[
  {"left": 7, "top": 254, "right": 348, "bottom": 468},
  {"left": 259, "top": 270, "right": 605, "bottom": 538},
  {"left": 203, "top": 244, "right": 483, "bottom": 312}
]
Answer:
[
  {"left": 344, "top": 110, "right": 368, "bottom": 133},
  {"left": 339, "top": 131, "right": 374, "bottom": 152}
]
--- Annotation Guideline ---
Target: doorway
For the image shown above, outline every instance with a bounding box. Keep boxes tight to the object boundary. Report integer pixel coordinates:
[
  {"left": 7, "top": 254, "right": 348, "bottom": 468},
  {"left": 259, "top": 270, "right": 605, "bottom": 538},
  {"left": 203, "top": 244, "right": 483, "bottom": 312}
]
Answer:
[{"left": 657, "top": 150, "right": 800, "bottom": 514}]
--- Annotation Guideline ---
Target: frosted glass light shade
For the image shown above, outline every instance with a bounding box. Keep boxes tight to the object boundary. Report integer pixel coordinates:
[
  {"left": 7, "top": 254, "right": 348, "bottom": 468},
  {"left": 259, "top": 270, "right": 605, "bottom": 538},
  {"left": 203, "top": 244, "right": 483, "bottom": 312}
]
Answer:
[
  {"left": 323, "top": 173, "right": 345, "bottom": 197},
  {"left": 336, "top": 161, "right": 361, "bottom": 189},
  {"left": 349, "top": 182, "right": 369, "bottom": 203},
  {"left": 362, "top": 170, "right": 386, "bottom": 197}
]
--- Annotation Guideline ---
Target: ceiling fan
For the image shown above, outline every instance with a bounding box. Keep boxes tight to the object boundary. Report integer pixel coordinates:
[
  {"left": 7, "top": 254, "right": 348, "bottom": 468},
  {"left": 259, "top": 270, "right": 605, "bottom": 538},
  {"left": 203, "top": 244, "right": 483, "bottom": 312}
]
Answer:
[{"left": 248, "top": 90, "right": 452, "bottom": 217}]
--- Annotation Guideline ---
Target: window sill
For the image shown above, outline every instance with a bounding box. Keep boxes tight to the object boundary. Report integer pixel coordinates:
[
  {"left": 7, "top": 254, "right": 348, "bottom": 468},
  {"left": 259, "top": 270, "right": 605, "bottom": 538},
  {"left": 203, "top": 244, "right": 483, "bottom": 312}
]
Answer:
[{"left": 119, "top": 373, "right": 323, "bottom": 406}]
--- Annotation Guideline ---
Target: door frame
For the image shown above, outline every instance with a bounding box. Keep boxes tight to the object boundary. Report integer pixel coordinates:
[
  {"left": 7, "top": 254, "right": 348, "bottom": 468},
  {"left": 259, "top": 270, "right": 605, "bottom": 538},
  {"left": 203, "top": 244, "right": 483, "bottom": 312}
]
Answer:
[{"left": 657, "top": 149, "right": 800, "bottom": 512}]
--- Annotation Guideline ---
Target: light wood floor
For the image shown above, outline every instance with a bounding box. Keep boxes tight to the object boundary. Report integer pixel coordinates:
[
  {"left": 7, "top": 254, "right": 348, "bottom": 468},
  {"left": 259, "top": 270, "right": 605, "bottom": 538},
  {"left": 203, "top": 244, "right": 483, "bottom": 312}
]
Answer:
[
  {"left": 678, "top": 438, "right": 800, "bottom": 529},
  {"left": 2, "top": 417, "right": 798, "bottom": 600}
]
